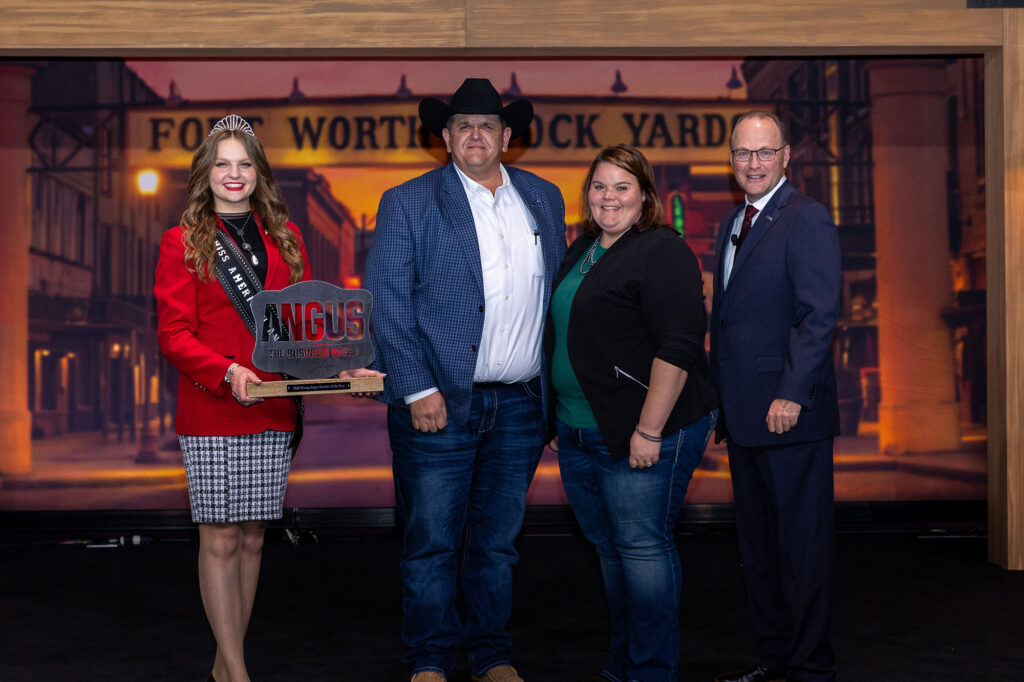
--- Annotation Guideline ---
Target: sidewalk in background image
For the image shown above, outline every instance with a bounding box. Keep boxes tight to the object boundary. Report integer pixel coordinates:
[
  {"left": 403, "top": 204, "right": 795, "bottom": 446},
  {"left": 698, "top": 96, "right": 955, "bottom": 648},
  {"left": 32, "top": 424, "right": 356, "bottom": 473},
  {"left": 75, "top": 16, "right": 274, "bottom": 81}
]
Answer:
[{"left": 0, "top": 396, "right": 987, "bottom": 510}]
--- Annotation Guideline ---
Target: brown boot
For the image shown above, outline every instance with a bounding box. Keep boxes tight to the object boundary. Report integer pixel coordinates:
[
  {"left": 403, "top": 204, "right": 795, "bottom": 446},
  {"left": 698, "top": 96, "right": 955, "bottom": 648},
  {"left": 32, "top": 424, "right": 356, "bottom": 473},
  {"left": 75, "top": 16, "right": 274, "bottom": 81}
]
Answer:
[
  {"left": 471, "top": 664, "right": 524, "bottom": 682},
  {"left": 411, "top": 672, "right": 447, "bottom": 682}
]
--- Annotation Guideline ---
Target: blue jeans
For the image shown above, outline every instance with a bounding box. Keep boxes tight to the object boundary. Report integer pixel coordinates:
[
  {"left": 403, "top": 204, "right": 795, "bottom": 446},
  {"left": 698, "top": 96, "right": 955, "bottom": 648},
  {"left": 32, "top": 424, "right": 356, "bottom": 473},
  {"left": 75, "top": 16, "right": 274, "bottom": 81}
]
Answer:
[
  {"left": 557, "top": 411, "right": 717, "bottom": 682},
  {"left": 389, "top": 379, "right": 545, "bottom": 677}
]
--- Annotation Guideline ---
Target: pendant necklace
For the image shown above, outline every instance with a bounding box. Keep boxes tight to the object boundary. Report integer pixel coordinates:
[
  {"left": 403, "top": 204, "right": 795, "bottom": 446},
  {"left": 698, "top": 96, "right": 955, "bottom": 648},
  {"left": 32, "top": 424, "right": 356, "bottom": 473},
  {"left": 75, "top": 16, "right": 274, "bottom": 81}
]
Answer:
[{"left": 221, "top": 212, "right": 259, "bottom": 267}]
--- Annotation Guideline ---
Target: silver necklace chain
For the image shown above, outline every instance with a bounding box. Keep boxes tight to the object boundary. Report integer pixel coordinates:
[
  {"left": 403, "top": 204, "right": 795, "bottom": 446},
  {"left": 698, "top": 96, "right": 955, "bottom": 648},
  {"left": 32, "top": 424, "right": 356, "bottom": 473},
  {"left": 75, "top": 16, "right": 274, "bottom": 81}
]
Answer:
[
  {"left": 579, "top": 237, "right": 601, "bottom": 275},
  {"left": 221, "top": 212, "right": 259, "bottom": 267},
  {"left": 579, "top": 227, "right": 631, "bottom": 275}
]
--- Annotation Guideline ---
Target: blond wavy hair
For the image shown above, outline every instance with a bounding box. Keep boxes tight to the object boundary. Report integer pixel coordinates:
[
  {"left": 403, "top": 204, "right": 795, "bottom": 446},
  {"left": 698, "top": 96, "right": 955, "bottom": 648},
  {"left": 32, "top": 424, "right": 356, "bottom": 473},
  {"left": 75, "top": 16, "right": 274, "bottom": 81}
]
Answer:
[{"left": 180, "top": 129, "right": 304, "bottom": 283}]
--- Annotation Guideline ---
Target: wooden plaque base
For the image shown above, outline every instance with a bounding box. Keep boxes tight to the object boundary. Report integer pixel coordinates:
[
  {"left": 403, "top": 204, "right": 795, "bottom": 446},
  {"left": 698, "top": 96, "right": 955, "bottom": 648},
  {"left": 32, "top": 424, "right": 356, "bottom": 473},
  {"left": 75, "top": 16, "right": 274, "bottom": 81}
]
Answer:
[{"left": 246, "top": 376, "right": 384, "bottom": 398}]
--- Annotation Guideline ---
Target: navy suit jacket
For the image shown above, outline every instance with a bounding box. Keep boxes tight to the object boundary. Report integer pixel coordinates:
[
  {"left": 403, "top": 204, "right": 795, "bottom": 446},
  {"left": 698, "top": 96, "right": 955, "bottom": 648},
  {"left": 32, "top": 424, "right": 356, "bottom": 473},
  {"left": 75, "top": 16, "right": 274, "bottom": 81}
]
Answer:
[
  {"left": 709, "top": 181, "right": 841, "bottom": 448},
  {"left": 365, "top": 162, "right": 567, "bottom": 426}
]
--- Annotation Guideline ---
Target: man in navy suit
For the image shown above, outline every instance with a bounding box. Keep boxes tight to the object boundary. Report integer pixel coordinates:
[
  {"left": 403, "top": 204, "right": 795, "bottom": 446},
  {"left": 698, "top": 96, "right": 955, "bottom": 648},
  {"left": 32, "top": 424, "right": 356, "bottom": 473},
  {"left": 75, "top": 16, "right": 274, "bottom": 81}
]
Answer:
[
  {"left": 365, "top": 78, "right": 566, "bottom": 682},
  {"left": 710, "top": 111, "right": 841, "bottom": 682}
]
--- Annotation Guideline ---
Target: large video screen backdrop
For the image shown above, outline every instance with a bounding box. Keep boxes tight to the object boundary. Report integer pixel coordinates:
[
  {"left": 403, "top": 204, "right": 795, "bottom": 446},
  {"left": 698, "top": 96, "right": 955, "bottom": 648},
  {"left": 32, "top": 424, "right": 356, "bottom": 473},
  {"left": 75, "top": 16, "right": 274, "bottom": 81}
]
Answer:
[{"left": 0, "top": 58, "right": 986, "bottom": 511}]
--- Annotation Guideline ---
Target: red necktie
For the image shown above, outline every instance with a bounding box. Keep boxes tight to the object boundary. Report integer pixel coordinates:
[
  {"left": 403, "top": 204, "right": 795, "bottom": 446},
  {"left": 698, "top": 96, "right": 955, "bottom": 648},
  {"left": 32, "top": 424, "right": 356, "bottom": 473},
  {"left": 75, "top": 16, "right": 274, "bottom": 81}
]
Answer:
[{"left": 736, "top": 204, "right": 759, "bottom": 251}]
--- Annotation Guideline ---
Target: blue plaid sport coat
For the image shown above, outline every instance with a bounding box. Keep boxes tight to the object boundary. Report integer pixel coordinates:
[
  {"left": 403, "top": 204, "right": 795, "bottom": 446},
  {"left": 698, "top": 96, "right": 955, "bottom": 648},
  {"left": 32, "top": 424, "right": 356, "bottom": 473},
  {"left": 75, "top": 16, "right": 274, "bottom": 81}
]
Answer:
[{"left": 365, "top": 162, "right": 567, "bottom": 425}]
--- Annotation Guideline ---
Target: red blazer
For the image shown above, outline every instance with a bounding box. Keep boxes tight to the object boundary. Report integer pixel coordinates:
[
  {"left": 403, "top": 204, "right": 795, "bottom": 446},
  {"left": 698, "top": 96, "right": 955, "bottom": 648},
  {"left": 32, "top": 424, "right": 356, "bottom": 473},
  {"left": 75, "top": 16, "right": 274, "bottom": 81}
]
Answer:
[{"left": 155, "top": 214, "right": 312, "bottom": 436}]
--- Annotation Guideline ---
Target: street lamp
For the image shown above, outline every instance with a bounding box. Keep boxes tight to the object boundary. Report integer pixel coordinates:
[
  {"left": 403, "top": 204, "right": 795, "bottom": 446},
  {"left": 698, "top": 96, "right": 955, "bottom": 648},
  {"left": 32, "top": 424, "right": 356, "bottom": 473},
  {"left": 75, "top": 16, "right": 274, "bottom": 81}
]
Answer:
[
  {"left": 136, "top": 169, "right": 159, "bottom": 196},
  {"left": 134, "top": 170, "right": 160, "bottom": 463}
]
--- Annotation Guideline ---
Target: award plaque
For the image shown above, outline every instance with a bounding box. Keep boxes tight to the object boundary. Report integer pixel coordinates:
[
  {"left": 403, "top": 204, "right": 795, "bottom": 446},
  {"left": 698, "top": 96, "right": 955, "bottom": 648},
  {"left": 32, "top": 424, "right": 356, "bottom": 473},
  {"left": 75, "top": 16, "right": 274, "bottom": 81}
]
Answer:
[{"left": 245, "top": 280, "right": 384, "bottom": 398}]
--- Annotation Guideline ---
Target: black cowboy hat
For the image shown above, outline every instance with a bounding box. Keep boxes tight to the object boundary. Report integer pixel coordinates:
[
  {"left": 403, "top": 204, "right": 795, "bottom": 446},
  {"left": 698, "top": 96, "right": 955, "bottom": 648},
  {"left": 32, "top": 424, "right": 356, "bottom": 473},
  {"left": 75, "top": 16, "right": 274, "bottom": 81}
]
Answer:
[{"left": 419, "top": 78, "right": 534, "bottom": 141}]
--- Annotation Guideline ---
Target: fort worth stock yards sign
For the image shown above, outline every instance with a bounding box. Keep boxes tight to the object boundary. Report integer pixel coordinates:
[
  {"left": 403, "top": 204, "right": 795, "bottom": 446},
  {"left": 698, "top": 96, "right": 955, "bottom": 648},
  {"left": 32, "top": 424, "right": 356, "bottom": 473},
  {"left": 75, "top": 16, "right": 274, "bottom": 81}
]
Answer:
[{"left": 129, "top": 99, "right": 752, "bottom": 168}]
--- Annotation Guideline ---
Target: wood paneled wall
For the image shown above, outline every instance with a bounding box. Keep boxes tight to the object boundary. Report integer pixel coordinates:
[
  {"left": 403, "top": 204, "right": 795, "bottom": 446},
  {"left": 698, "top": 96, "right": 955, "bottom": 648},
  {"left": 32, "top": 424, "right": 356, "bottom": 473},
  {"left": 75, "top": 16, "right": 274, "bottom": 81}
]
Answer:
[{"left": 2, "top": 0, "right": 1021, "bottom": 568}]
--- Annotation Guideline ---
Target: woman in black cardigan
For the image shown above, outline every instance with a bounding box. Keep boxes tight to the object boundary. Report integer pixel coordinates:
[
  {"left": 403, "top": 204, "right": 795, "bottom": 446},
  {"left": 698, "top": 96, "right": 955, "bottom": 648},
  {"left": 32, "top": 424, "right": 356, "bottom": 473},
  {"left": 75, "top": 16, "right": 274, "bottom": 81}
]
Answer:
[{"left": 547, "top": 144, "right": 718, "bottom": 682}]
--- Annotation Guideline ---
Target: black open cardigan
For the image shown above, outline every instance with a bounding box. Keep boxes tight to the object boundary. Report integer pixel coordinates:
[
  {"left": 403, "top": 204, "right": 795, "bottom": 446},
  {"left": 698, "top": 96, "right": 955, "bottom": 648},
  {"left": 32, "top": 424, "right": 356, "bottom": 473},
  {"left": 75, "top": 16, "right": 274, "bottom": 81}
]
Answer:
[{"left": 544, "top": 227, "right": 719, "bottom": 460}]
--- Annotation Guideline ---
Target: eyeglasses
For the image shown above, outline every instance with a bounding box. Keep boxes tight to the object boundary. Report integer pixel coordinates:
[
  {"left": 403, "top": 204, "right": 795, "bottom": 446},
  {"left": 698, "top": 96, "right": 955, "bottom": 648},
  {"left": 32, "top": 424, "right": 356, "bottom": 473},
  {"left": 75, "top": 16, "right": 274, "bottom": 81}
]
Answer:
[{"left": 730, "top": 146, "right": 786, "bottom": 163}]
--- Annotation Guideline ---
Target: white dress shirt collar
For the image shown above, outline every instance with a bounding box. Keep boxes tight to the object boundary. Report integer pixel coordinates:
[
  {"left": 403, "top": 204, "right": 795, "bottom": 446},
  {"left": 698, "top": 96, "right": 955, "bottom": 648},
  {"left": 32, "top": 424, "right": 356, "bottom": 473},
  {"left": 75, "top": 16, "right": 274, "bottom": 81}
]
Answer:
[
  {"left": 722, "top": 177, "right": 788, "bottom": 289},
  {"left": 747, "top": 176, "right": 788, "bottom": 213},
  {"left": 452, "top": 161, "right": 511, "bottom": 199}
]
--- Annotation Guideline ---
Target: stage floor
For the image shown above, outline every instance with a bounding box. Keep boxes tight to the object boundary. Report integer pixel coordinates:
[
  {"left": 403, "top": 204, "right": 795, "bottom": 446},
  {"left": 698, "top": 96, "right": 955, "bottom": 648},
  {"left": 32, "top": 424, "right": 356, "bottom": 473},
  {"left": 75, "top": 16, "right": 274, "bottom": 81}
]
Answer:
[{"left": 0, "top": 528, "right": 1019, "bottom": 680}]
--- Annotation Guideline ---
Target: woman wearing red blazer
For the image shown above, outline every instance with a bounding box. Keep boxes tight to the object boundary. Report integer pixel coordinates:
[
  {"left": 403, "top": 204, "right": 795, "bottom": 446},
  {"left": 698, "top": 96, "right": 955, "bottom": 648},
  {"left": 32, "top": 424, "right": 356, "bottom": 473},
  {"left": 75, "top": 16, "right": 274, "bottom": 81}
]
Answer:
[{"left": 155, "top": 115, "right": 310, "bottom": 682}]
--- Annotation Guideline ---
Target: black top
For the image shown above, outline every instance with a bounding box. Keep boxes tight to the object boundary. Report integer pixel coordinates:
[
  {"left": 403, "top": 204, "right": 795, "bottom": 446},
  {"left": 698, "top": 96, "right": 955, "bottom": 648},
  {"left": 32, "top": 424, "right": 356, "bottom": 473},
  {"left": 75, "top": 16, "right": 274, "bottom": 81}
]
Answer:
[
  {"left": 219, "top": 211, "right": 268, "bottom": 284},
  {"left": 544, "top": 227, "right": 719, "bottom": 460}
]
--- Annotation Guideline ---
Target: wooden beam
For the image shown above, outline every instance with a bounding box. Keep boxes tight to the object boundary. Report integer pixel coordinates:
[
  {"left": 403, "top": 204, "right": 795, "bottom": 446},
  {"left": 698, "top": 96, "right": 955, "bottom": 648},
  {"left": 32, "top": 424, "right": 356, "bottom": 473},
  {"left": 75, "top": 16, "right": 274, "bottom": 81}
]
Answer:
[
  {"left": 987, "top": 8, "right": 1024, "bottom": 570},
  {"left": 0, "top": 0, "right": 465, "bottom": 54},
  {"left": 466, "top": 0, "right": 1002, "bottom": 53},
  {"left": 0, "top": 1, "right": 1006, "bottom": 54}
]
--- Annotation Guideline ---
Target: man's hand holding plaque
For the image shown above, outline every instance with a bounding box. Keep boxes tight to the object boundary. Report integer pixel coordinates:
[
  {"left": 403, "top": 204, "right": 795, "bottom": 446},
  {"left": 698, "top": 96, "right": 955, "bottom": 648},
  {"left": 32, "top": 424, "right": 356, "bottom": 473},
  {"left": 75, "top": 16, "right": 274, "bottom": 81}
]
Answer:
[{"left": 245, "top": 281, "right": 385, "bottom": 398}]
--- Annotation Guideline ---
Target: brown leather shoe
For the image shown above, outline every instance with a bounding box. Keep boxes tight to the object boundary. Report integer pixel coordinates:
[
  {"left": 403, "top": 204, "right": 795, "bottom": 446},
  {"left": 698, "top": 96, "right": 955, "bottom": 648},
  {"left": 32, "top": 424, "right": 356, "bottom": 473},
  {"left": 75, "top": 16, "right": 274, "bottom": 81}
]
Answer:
[
  {"left": 471, "top": 664, "right": 524, "bottom": 682},
  {"left": 411, "top": 672, "right": 446, "bottom": 682}
]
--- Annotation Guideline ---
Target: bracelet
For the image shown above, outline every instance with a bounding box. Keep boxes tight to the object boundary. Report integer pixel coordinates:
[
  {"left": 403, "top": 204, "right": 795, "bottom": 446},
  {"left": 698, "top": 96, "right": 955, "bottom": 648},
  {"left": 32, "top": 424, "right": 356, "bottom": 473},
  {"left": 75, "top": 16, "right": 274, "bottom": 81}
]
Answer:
[
  {"left": 224, "top": 363, "right": 239, "bottom": 384},
  {"left": 634, "top": 425, "right": 663, "bottom": 442}
]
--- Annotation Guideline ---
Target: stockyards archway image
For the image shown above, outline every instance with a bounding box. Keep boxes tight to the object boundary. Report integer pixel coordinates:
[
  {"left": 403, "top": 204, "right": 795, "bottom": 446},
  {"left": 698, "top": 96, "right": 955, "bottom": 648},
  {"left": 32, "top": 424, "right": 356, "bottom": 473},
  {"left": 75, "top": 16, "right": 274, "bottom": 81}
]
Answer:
[{"left": 1, "top": 57, "right": 986, "bottom": 512}]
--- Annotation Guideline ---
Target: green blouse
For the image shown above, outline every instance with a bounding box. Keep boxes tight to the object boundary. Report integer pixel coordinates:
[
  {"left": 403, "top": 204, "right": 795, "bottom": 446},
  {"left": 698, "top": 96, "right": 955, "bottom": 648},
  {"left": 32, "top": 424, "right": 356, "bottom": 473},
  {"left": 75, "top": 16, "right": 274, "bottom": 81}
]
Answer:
[{"left": 550, "top": 240, "right": 606, "bottom": 428}]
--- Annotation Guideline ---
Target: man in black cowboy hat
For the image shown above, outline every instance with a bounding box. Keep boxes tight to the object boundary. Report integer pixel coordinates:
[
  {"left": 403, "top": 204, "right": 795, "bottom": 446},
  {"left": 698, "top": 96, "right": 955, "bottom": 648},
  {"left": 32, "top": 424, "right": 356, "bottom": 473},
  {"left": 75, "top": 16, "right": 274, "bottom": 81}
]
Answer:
[{"left": 365, "top": 78, "right": 566, "bottom": 682}]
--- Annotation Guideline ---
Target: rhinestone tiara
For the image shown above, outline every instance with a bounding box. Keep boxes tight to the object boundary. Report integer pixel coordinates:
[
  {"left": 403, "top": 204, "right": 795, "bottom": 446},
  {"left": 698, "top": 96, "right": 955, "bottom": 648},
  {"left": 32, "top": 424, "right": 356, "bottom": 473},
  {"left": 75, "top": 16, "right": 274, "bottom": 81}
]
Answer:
[{"left": 208, "top": 114, "right": 256, "bottom": 138}]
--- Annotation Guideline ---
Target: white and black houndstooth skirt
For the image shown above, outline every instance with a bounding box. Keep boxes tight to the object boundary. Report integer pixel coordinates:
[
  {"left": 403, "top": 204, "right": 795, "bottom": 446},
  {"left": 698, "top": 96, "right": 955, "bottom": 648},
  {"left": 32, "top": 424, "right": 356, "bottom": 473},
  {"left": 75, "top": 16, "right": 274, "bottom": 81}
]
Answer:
[{"left": 178, "top": 430, "right": 293, "bottom": 523}]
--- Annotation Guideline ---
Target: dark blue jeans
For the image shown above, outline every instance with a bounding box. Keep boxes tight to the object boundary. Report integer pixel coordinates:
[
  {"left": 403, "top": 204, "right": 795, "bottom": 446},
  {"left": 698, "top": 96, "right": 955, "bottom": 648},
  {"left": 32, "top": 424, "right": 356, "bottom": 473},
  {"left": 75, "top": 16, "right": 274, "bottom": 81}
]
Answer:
[
  {"left": 557, "top": 411, "right": 716, "bottom": 682},
  {"left": 388, "top": 379, "right": 545, "bottom": 677}
]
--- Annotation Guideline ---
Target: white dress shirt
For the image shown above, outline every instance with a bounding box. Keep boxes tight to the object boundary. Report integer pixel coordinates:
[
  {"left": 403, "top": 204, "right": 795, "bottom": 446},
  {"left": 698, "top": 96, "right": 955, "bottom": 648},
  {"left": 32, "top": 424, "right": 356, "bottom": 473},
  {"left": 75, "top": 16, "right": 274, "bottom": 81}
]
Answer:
[
  {"left": 722, "top": 177, "right": 787, "bottom": 289},
  {"left": 404, "top": 163, "right": 545, "bottom": 404}
]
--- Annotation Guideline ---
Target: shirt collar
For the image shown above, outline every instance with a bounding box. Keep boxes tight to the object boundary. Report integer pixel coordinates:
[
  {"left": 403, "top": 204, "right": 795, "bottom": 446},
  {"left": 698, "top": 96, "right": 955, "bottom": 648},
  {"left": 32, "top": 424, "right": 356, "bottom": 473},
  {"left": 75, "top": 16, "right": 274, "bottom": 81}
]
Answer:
[
  {"left": 452, "top": 161, "right": 510, "bottom": 198},
  {"left": 747, "top": 176, "right": 787, "bottom": 212}
]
